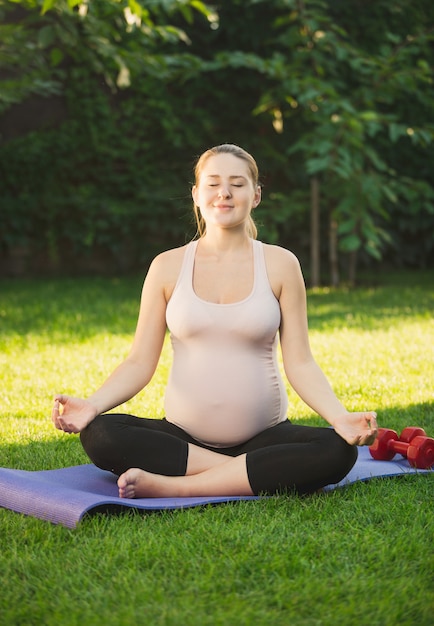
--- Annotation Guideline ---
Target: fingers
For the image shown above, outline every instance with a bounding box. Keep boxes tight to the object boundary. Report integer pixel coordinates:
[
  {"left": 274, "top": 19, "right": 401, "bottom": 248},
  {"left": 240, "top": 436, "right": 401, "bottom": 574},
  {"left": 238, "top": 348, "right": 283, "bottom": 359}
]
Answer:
[
  {"left": 361, "top": 411, "right": 378, "bottom": 446},
  {"left": 367, "top": 411, "right": 378, "bottom": 433},
  {"left": 52, "top": 399, "right": 67, "bottom": 432},
  {"left": 51, "top": 396, "right": 75, "bottom": 434},
  {"left": 51, "top": 399, "right": 61, "bottom": 426},
  {"left": 366, "top": 411, "right": 377, "bottom": 427}
]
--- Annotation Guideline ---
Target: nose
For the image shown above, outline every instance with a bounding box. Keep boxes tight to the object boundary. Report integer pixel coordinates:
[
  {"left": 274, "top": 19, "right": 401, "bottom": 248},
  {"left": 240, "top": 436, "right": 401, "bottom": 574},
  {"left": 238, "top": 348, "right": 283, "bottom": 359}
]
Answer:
[{"left": 218, "top": 185, "right": 231, "bottom": 198}]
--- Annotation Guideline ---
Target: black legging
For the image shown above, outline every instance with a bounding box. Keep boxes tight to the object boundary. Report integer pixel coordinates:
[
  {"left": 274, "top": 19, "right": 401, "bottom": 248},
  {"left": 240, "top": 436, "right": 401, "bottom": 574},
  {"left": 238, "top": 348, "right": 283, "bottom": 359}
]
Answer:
[{"left": 80, "top": 414, "right": 357, "bottom": 495}]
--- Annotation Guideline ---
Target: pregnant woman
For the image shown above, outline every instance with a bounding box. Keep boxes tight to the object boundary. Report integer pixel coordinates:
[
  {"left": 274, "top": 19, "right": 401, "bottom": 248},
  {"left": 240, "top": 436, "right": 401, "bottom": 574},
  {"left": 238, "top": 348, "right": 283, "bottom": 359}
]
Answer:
[{"left": 52, "top": 143, "right": 377, "bottom": 498}]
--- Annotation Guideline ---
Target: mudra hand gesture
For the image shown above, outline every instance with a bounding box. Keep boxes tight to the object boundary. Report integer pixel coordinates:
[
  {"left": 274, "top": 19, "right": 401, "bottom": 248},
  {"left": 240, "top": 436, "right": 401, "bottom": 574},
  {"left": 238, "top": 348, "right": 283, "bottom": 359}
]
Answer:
[
  {"left": 52, "top": 395, "right": 97, "bottom": 434},
  {"left": 333, "top": 411, "right": 378, "bottom": 447}
]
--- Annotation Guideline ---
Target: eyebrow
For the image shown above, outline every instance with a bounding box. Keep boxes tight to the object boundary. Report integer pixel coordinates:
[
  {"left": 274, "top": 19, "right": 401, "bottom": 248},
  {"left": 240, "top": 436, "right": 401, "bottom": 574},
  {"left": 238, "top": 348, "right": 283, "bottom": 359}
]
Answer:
[{"left": 205, "top": 174, "right": 247, "bottom": 180}]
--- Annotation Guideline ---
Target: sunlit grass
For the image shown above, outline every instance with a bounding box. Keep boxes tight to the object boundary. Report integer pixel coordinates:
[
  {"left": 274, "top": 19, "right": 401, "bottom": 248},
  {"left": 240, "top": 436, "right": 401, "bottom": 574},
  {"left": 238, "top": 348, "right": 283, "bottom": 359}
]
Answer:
[{"left": 0, "top": 271, "right": 433, "bottom": 626}]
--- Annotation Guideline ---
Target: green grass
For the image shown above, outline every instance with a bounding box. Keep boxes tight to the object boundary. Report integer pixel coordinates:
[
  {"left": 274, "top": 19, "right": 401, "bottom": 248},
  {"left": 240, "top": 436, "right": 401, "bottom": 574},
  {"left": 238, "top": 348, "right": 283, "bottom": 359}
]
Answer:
[{"left": 0, "top": 271, "right": 433, "bottom": 626}]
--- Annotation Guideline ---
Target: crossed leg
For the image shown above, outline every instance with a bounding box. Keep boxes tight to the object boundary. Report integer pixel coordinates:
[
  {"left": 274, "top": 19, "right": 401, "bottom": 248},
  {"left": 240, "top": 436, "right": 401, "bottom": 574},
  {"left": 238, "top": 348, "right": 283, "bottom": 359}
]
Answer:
[
  {"left": 80, "top": 414, "right": 357, "bottom": 499},
  {"left": 117, "top": 445, "right": 252, "bottom": 498}
]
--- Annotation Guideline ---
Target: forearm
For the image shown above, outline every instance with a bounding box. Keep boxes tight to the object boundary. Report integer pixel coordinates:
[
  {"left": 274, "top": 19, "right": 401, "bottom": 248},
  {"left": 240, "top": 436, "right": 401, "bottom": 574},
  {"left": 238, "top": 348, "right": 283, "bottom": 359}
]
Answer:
[
  {"left": 285, "top": 359, "right": 347, "bottom": 426},
  {"left": 86, "top": 358, "right": 153, "bottom": 415}
]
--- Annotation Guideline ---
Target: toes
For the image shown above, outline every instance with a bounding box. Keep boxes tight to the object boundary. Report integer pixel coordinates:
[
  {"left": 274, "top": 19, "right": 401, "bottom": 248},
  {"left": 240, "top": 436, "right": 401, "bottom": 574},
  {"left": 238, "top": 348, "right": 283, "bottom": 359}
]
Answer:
[
  {"left": 117, "top": 469, "right": 143, "bottom": 498},
  {"left": 117, "top": 471, "right": 133, "bottom": 498}
]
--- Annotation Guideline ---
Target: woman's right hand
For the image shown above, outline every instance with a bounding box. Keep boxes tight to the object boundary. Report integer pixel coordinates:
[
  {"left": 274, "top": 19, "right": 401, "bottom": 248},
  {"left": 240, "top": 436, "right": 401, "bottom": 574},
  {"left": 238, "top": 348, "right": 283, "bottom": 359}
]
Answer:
[{"left": 51, "top": 395, "right": 98, "bottom": 434}]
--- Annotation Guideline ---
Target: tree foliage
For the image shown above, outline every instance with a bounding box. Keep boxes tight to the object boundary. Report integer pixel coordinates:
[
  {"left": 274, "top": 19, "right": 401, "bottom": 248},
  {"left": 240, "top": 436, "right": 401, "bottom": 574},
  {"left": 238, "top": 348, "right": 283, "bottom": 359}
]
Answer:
[
  {"left": 0, "top": 0, "right": 433, "bottom": 281},
  {"left": 0, "top": 0, "right": 213, "bottom": 111},
  {"left": 215, "top": 0, "right": 434, "bottom": 282}
]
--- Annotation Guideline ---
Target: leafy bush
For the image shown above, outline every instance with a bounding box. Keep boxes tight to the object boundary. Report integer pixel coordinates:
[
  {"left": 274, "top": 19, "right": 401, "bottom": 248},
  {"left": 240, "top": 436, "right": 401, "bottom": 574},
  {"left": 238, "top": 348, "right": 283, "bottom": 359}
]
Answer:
[{"left": 1, "top": 0, "right": 433, "bottom": 279}]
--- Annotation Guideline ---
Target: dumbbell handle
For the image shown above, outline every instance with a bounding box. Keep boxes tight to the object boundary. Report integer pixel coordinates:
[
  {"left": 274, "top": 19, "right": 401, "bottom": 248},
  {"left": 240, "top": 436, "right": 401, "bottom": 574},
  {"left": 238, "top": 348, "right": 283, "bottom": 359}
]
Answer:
[{"left": 388, "top": 440, "right": 411, "bottom": 455}]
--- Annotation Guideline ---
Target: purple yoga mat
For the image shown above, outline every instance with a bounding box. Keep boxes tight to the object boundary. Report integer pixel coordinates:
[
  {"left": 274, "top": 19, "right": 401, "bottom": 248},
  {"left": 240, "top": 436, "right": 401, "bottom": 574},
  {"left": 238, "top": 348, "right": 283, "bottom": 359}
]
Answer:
[{"left": 0, "top": 446, "right": 430, "bottom": 528}]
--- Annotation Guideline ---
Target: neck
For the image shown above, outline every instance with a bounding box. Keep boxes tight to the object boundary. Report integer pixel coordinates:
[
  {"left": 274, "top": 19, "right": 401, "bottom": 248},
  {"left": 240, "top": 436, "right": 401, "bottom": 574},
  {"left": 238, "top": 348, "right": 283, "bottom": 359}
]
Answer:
[{"left": 200, "top": 228, "right": 252, "bottom": 254}]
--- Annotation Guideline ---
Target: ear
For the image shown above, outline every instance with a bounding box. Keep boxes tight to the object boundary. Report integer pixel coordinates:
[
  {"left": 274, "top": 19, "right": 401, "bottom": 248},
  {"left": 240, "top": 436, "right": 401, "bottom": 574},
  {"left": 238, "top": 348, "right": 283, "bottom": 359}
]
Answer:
[
  {"left": 192, "top": 185, "right": 198, "bottom": 206},
  {"left": 252, "top": 185, "right": 261, "bottom": 208}
]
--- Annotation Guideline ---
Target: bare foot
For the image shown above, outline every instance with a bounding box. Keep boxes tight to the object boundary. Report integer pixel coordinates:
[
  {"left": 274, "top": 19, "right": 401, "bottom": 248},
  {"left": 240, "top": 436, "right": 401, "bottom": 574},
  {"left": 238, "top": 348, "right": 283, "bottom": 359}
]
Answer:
[
  {"left": 117, "top": 453, "right": 253, "bottom": 499},
  {"left": 117, "top": 468, "right": 179, "bottom": 498}
]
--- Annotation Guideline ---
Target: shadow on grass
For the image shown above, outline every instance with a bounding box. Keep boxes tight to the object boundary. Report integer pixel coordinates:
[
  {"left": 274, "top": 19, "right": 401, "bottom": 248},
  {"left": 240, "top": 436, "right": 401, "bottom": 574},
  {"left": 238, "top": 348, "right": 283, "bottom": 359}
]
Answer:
[
  {"left": 0, "top": 272, "right": 432, "bottom": 341},
  {"left": 307, "top": 283, "right": 433, "bottom": 331},
  {"left": 0, "top": 435, "right": 89, "bottom": 471},
  {"left": 375, "top": 401, "right": 434, "bottom": 432},
  {"left": 0, "top": 275, "right": 143, "bottom": 340}
]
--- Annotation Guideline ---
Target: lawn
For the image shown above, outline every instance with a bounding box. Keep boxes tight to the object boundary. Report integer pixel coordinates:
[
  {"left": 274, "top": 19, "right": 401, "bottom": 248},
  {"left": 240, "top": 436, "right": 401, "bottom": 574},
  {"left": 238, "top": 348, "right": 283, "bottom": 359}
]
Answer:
[{"left": 0, "top": 270, "right": 433, "bottom": 626}]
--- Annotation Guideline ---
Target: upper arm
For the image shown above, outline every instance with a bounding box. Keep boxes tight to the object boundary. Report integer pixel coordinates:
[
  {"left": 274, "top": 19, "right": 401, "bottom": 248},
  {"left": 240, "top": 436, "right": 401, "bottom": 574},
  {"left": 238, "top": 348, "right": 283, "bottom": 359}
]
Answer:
[
  {"left": 127, "top": 248, "right": 182, "bottom": 377},
  {"left": 265, "top": 245, "right": 313, "bottom": 375}
]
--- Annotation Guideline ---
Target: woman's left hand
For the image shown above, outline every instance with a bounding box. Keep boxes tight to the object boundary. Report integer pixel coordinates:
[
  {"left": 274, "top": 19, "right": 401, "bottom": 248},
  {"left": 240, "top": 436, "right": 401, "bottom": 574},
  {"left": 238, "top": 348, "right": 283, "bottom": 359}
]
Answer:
[{"left": 333, "top": 411, "right": 378, "bottom": 446}]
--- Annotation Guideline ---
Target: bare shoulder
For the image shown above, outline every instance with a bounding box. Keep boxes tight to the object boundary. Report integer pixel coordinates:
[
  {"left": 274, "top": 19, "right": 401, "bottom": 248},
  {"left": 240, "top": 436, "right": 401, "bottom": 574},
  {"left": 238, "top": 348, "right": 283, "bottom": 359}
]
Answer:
[
  {"left": 146, "top": 244, "right": 188, "bottom": 301},
  {"left": 262, "top": 243, "right": 301, "bottom": 270},
  {"left": 262, "top": 243, "right": 305, "bottom": 299},
  {"left": 151, "top": 245, "right": 187, "bottom": 272}
]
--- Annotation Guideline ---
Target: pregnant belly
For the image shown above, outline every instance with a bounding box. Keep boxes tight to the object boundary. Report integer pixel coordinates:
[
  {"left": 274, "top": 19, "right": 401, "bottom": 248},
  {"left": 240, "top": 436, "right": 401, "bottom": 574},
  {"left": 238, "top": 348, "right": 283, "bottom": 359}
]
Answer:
[{"left": 164, "top": 353, "right": 285, "bottom": 447}]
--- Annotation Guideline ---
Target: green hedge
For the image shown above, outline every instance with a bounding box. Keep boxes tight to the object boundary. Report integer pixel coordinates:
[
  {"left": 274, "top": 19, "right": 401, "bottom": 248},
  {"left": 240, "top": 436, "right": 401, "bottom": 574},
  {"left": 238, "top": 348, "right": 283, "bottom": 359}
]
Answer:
[{"left": 1, "top": 0, "right": 433, "bottom": 278}]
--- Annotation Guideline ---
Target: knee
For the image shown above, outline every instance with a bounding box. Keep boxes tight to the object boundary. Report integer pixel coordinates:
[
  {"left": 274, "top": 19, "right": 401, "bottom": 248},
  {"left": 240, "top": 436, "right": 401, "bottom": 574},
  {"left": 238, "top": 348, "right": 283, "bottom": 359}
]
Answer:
[
  {"left": 328, "top": 430, "right": 358, "bottom": 482},
  {"left": 80, "top": 414, "right": 106, "bottom": 451},
  {"left": 80, "top": 414, "right": 119, "bottom": 471}
]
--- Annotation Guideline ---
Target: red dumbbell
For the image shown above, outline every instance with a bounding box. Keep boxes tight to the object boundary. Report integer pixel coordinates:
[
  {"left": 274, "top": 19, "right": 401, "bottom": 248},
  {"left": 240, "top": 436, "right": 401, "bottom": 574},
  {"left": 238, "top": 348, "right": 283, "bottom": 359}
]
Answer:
[
  {"left": 398, "top": 427, "right": 427, "bottom": 444},
  {"left": 369, "top": 427, "right": 434, "bottom": 469},
  {"left": 370, "top": 427, "right": 427, "bottom": 462}
]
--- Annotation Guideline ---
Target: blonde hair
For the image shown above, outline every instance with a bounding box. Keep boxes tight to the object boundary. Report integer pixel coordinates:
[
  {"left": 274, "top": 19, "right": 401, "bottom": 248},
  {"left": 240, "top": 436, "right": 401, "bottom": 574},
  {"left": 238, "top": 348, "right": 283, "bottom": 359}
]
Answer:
[{"left": 193, "top": 144, "right": 259, "bottom": 239}]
